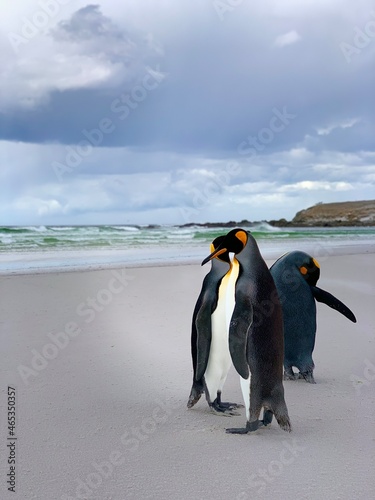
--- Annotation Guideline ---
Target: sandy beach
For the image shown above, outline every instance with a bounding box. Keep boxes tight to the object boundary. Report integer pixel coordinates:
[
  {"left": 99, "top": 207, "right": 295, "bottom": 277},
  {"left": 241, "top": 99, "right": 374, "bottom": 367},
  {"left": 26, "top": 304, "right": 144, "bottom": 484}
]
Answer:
[{"left": 1, "top": 252, "right": 375, "bottom": 500}]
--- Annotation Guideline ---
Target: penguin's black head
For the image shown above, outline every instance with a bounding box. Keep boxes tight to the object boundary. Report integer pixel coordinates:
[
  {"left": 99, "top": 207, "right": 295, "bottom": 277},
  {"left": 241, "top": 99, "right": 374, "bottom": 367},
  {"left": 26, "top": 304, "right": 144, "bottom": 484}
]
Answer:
[
  {"left": 202, "top": 229, "right": 248, "bottom": 266},
  {"left": 287, "top": 251, "right": 320, "bottom": 286},
  {"left": 299, "top": 257, "right": 320, "bottom": 286},
  {"left": 209, "top": 235, "right": 230, "bottom": 263}
]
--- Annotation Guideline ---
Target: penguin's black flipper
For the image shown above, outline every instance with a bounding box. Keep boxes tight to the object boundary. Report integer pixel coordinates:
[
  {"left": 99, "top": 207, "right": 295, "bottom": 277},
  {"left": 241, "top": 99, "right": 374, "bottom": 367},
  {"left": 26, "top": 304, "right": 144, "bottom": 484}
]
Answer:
[
  {"left": 311, "top": 286, "right": 357, "bottom": 323},
  {"left": 195, "top": 303, "right": 213, "bottom": 381},
  {"left": 228, "top": 298, "right": 252, "bottom": 380},
  {"left": 227, "top": 266, "right": 254, "bottom": 380},
  {"left": 188, "top": 254, "right": 229, "bottom": 412},
  {"left": 187, "top": 299, "right": 210, "bottom": 408},
  {"left": 193, "top": 262, "right": 227, "bottom": 381}
]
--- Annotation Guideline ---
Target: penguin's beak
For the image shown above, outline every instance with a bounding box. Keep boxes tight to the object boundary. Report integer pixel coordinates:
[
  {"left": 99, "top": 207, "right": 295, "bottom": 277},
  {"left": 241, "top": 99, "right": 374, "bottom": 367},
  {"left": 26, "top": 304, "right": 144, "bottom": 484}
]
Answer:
[{"left": 201, "top": 247, "right": 227, "bottom": 266}]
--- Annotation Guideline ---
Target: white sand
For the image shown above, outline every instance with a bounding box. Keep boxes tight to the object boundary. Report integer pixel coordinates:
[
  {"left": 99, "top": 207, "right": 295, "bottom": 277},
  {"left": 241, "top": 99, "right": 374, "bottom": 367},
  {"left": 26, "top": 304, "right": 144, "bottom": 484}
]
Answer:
[{"left": 1, "top": 253, "right": 375, "bottom": 499}]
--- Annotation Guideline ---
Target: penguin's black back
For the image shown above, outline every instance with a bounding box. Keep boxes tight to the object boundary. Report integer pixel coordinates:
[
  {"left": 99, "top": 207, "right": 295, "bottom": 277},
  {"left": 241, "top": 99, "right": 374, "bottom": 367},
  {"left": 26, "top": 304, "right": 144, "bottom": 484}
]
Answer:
[
  {"left": 236, "top": 234, "right": 285, "bottom": 398},
  {"left": 270, "top": 251, "right": 317, "bottom": 372}
]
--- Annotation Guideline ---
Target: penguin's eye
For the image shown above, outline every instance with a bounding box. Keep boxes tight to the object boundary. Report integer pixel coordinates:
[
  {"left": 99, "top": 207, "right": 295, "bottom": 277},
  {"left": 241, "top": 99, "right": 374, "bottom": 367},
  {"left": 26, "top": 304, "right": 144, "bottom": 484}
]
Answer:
[{"left": 299, "top": 266, "right": 308, "bottom": 275}]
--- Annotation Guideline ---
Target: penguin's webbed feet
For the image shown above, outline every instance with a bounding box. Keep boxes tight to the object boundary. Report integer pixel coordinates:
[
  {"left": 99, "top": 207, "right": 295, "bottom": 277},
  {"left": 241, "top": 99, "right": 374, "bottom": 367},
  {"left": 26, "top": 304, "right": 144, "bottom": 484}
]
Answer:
[
  {"left": 217, "top": 401, "right": 244, "bottom": 410},
  {"left": 262, "top": 409, "right": 274, "bottom": 426},
  {"left": 209, "top": 392, "right": 244, "bottom": 415},
  {"left": 210, "top": 399, "right": 242, "bottom": 416},
  {"left": 284, "top": 367, "right": 316, "bottom": 384},
  {"left": 298, "top": 371, "right": 316, "bottom": 384},
  {"left": 226, "top": 420, "right": 263, "bottom": 434},
  {"left": 283, "top": 367, "right": 297, "bottom": 380},
  {"left": 216, "top": 391, "right": 244, "bottom": 408}
]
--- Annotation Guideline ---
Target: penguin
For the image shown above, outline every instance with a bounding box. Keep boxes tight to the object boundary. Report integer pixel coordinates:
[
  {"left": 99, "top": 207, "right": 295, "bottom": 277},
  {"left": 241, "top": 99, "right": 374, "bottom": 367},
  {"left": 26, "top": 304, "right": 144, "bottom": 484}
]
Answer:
[
  {"left": 269, "top": 251, "right": 357, "bottom": 383},
  {"left": 187, "top": 229, "right": 291, "bottom": 434},
  {"left": 187, "top": 235, "right": 242, "bottom": 415}
]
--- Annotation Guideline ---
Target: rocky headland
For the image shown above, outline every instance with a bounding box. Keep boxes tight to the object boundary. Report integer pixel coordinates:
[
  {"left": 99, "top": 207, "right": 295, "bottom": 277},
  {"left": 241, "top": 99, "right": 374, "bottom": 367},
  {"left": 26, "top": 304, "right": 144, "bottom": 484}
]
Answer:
[
  {"left": 287, "top": 200, "right": 375, "bottom": 227},
  {"left": 179, "top": 200, "right": 375, "bottom": 228}
]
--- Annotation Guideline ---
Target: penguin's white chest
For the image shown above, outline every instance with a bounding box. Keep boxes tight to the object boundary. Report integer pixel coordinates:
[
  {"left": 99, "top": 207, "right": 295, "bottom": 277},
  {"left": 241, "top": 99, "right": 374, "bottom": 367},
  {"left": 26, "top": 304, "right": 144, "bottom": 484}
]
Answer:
[
  {"left": 204, "top": 257, "right": 240, "bottom": 397},
  {"left": 212, "top": 257, "right": 239, "bottom": 335}
]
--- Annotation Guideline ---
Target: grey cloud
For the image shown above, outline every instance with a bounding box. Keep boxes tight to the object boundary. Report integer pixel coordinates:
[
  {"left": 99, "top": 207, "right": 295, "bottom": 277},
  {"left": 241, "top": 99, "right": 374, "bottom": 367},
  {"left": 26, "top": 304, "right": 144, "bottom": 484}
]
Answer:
[
  {"left": 1, "top": 0, "right": 374, "bottom": 226},
  {"left": 52, "top": 5, "right": 124, "bottom": 42},
  {"left": 51, "top": 4, "right": 158, "bottom": 65},
  {"left": 2, "top": 2, "right": 374, "bottom": 155}
]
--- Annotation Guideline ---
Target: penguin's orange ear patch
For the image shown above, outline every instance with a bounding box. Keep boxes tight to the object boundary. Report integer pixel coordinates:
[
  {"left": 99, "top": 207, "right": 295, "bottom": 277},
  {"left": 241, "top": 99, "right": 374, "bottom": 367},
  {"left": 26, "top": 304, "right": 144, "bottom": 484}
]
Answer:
[
  {"left": 300, "top": 266, "right": 308, "bottom": 275},
  {"left": 235, "top": 230, "right": 247, "bottom": 245},
  {"left": 313, "top": 258, "right": 320, "bottom": 269}
]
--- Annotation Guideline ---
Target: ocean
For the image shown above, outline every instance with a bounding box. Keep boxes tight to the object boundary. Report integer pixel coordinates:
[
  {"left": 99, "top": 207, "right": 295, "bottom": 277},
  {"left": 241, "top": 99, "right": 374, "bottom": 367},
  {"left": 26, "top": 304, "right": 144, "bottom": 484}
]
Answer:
[{"left": 1, "top": 224, "right": 375, "bottom": 274}]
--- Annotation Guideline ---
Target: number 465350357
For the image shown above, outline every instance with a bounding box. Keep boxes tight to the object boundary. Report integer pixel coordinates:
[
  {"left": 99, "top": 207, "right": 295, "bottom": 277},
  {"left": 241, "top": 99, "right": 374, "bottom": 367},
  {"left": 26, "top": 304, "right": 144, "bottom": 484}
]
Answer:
[{"left": 8, "top": 387, "right": 16, "bottom": 435}]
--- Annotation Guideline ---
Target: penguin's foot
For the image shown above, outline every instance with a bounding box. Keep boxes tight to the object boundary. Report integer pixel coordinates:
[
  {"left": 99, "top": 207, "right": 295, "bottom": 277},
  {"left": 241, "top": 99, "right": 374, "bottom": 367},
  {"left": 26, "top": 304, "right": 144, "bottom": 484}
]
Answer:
[
  {"left": 262, "top": 409, "right": 274, "bottom": 426},
  {"left": 217, "top": 401, "right": 244, "bottom": 410},
  {"left": 215, "top": 391, "right": 244, "bottom": 410},
  {"left": 298, "top": 371, "right": 316, "bottom": 384},
  {"left": 284, "top": 367, "right": 297, "bottom": 380},
  {"left": 210, "top": 400, "right": 241, "bottom": 416},
  {"left": 226, "top": 420, "right": 264, "bottom": 434}
]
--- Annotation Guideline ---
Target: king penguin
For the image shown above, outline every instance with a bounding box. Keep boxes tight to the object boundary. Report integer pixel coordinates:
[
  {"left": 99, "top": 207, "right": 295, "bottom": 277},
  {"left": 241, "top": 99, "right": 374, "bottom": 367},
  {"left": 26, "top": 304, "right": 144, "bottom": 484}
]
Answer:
[
  {"left": 187, "top": 235, "right": 242, "bottom": 415},
  {"left": 187, "top": 229, "right": 291, "bottom": 434},
  {"left": 270, "top": 251, "right": 357, "bottom": 383}
]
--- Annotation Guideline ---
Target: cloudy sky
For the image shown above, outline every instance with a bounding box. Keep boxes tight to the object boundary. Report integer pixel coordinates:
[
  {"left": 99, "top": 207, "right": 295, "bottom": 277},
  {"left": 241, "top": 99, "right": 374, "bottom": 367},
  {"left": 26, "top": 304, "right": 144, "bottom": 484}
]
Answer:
[{"left": 1, "top": 0, "right": 374, "bottom": 226}]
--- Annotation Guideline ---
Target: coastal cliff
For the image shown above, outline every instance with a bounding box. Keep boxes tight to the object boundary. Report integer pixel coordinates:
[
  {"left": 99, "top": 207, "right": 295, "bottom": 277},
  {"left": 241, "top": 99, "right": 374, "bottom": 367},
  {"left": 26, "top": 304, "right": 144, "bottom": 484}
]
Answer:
[
  {"left": 289, "top": 200, "right": 375, "bottom": 227},
  {"left": 180, "top": 200, "right": 375, "bottom": 228}
]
